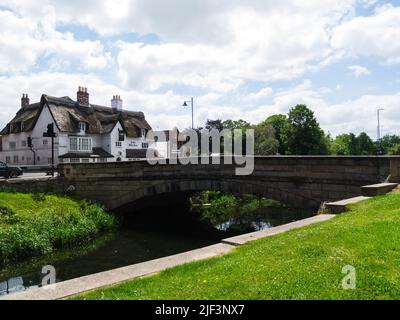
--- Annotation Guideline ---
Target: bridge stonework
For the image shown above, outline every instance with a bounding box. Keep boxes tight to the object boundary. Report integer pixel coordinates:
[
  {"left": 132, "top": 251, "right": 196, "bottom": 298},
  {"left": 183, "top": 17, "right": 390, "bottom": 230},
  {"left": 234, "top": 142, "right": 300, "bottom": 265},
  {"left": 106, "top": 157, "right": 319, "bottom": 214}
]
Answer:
[
  {"left": 54, "top": 156, "right": 397, "bottom": 210},
  {"left": 1, "top": 156, "right": 398, "bottom": 210}
]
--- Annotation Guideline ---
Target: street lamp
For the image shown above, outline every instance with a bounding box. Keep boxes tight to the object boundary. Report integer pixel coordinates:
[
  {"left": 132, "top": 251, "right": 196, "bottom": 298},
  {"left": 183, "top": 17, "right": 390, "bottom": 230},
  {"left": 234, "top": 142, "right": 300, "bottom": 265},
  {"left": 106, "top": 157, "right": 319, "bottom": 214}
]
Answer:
[
  {"left": 183, "top": 97, "right": 194, "bottom": 129},
  {"left": 377, "top": 108, "right": 384, "bottom": 141},
  {"left": 377, "top": 108, "right": 384, "bottom": 155}
]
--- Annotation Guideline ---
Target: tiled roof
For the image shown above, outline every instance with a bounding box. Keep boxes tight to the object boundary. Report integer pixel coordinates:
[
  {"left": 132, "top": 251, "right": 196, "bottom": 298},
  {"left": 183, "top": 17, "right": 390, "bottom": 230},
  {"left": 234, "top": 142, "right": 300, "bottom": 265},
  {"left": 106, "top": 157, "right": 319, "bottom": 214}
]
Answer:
[
  {"left": 59, "top": 147, "right": 114, "bottom": 159},
  {"left": 1, "top": 95, "right": 152, "bottom": 137}
]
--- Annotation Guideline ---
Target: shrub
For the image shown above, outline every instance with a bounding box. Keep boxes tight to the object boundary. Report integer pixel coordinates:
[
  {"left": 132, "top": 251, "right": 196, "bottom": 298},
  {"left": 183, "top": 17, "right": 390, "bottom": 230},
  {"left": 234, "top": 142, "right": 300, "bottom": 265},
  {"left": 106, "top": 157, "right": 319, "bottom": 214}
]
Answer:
[{"left": 0, "top": 193, "right": 116, "bottom": 265}]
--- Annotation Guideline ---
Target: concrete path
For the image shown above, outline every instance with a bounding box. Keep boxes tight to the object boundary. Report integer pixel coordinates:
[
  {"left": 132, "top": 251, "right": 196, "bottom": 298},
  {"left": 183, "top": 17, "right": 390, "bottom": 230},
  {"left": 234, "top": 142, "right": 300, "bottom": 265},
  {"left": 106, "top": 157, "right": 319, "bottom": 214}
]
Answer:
[
  {"left": 1, "top": 243, "right": 234, "bottom": 300},
  {"left": 222, "top": 214, "right": 336, "bottom": 246}
]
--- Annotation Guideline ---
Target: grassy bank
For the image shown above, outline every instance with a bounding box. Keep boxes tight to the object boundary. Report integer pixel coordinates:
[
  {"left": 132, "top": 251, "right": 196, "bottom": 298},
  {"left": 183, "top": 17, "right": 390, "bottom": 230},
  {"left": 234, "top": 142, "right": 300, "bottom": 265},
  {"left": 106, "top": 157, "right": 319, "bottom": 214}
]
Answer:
[
  {"left": 0, "top": 192, "right": 116, "bottom": 265},
  {"left": 78, "top": 191, "right": 400, "bottom": 300}
]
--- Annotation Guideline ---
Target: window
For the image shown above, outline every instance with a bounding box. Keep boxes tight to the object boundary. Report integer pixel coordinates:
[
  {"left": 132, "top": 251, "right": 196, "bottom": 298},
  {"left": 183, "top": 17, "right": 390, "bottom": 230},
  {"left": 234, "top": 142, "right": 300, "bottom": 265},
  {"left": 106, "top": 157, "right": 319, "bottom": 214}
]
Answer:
[
  {"left": 99, "top": 158, "right": 107, "bottom": 163},
  {"left": 0, "top": 162, "right": 5, "bottom": 168},
  {"left": 70, "top": 137, "right": 92, "bottom": 152},
  {"left": 79, "top": 138, "right": 91, "bottom": 151},
  {"left": 37, "top": 156, "right": 40, "bottom": 162},
  {"left": 70, "top": 137, "right": 78, "bottom": 151},
  {"left": 119, "top": 130, "right": 125, "bottom": 141},
  {"left": 43, "top": 139, "right": 48, "bottom": 145},
  {"left": 116, "top": 141, "right": 122, "bottom": 148},
  {"left": 13, "top": 156, "right": 18, "bottom": 164},
  {"left": 5, "top": 156, "right": 10, "bottom": 163},
  {"left": 82, "top": 159, "right": 90, "bottom": 163},
  {"left": 21, "top": 141, "right": 27, "bottom": 147},
  {"left": 79, "top": 122, "right": 86, "bottom": 133},
  {"left": 142, "top": 142, "right": 149, "bottom": 149},
  {"left": 141, "top": 129, "right": 146, "bottom": 138},
  {"left": 9, "top": 142, "right": 16, "bottom": 150},
  {"left": 48, "top": 158, "right": 52, "bottom": 164},
  {"left": 70, "top": 158, "right": 80, "bottom": 163},
  {"left": 22, "top": 156, "right": 25, "bottom": 162}
]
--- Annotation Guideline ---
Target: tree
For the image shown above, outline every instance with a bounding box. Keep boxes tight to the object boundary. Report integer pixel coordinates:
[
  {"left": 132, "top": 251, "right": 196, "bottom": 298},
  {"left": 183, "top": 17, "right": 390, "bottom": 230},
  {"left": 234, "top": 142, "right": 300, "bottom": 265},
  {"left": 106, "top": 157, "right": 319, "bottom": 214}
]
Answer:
[
  {"left": 388, "top": 144, "right": 400, "bottom": 155},
  {"left": 253, "top": 123, "right": 279, "bottom": 155},
  {"left": 378, "top": 135, "right": 400, "bottom": 154},
  {"left": 282, "top": 104, "right": 329, "bottom": 155},
  {"left": 262, "top": 114, "right": 288, "bottom": 154},
  {"left": 205, "top": 119, "right": 223, "bottom": 131},
  {"left": 357, "top": 132, "right": 376, "bottom": 155},
  {"left": 331, "top": 132, "right": 376, "bottom": 155},
  {"left": 222, "top": 119, "right": 251, "bottom": 130}
]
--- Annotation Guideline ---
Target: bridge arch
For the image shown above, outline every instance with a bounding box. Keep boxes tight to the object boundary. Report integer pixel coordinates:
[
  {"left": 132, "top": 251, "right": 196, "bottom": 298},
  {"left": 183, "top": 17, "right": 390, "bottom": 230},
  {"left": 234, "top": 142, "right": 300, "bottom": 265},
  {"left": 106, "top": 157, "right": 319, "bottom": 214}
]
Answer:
[{"left": 108, "top": 178, "right": 319, "bottom": 211}]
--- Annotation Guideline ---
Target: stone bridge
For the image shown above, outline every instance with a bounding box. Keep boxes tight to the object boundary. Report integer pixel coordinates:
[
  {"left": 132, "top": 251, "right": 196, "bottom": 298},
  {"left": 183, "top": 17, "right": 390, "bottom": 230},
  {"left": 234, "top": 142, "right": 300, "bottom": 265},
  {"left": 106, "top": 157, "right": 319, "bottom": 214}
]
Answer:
[{"left": 2, "top": 156, "right": 400, "bottom": 210}]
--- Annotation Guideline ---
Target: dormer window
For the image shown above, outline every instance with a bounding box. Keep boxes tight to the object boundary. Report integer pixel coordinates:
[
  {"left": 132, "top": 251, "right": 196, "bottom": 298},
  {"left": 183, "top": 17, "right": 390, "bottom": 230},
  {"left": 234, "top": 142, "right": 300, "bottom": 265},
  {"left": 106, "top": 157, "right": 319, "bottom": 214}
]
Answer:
[{"left": 79, "top": 122, "right": 86, "bottom": 133}]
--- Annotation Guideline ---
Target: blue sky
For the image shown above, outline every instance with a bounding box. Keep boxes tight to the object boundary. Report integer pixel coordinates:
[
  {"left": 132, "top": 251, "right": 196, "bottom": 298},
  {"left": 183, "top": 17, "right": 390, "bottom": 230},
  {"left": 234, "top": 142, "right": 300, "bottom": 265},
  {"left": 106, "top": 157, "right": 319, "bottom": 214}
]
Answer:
[{"left": 0, "top": 0, "right": 399, "bottom": 138}]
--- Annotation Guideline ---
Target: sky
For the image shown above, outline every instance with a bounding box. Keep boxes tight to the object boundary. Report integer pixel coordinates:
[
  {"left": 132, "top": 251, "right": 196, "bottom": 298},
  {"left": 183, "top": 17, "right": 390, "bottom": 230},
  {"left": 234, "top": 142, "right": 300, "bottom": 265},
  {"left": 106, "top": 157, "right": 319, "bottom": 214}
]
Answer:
[{"left": 0, "top": 0, "right": 399, "bottom": 138}]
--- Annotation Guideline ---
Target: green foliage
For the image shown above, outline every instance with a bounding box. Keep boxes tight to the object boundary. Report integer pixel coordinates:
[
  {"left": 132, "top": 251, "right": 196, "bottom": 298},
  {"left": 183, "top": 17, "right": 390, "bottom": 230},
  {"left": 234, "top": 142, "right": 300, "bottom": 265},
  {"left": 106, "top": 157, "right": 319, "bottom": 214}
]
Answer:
[
  {"left": 191, "top": 191, "right": 282, "bottom": 230},
  {"left": 78, "top": 192, "right": 400, "bottom": 300},
  {"left": 222, "top": 119, "right": 251, "bottom": 131},
  {"left": 331, "top": 132, "right": 376, "bottom": 155},
  {"left": 252, "top": 123, "right": 279, "bottom": 155},
  {"left": 282, "top": 105, "right": 329, "bottom": 155},
  {"left": 379, "top": 135, "right": 400, "bottom": 154},
  {"left": 261, "top": 114, "right": 288, "bottom": 154},
  {"left": 388, "top": 144, "right": 400, "bottom": 155},
  {"left": 0, "top": 192, "right": 116, "bottom": 265}
]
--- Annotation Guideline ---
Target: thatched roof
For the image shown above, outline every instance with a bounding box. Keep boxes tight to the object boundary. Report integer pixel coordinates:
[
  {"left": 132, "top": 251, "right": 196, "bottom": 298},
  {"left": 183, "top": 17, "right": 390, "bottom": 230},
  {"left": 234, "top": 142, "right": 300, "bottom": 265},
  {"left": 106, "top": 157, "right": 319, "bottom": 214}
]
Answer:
[{"left": 1, "top": 95, "right": 152, "bottom": 138}]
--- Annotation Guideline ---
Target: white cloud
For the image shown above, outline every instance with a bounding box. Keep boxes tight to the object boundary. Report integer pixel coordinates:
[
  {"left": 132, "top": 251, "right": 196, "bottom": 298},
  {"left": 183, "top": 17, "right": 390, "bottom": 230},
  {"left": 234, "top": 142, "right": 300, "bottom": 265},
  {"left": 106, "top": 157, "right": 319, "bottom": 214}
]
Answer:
[
  {"left": 0, "top": 7, "right": 111, "bottom": 74},
  {"left": 115, "top": 1, "right": 357, "bottom": 92},
  {"left": 0, "top": 0, "right": 399, "bottom": 140},
  {"left": 348, "top": 65, "right": 370, "bottom": 77},
  {"left": 332, "top": 4, "right": 400, "bottom": 64}
]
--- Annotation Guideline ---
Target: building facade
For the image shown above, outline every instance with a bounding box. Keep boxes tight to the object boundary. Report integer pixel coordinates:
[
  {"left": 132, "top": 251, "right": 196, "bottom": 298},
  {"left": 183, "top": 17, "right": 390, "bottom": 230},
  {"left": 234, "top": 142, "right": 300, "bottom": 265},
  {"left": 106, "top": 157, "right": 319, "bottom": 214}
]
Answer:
[{"left": 0, "top": 87, "right": 155, "bottom": 165}]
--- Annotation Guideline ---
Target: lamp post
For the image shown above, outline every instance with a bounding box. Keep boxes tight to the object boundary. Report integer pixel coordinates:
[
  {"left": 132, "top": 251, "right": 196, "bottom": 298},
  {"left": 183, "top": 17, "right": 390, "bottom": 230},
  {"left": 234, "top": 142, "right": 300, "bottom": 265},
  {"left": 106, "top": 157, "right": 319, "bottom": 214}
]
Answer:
[
  {"left": 377, "top": 108, "right": 384, "bottom": 141},
  {"left": 377, "top": 108, "right": 384, "bottom": 155},
  {"left": 183, "top": 97, "right": 194, "bottom": 129}
]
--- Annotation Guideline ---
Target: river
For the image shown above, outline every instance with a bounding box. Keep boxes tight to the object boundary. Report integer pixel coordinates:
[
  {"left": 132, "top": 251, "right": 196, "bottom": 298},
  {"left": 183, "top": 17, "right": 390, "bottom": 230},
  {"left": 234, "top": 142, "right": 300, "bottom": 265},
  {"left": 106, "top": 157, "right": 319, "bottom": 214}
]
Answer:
[{"left": 0, "top": 197, "right": 314, "bottom": 296}]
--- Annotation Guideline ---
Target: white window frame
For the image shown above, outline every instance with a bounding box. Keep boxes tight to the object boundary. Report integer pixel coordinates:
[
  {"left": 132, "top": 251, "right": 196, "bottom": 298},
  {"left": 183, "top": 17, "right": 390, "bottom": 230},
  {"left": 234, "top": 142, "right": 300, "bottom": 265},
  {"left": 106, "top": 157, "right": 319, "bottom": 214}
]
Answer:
[
  {"left": 79, "top": 122, "right": 86, "bottom": 133},
  {"left": 70, "top": 137, "right": 92, "bottom": 152}
]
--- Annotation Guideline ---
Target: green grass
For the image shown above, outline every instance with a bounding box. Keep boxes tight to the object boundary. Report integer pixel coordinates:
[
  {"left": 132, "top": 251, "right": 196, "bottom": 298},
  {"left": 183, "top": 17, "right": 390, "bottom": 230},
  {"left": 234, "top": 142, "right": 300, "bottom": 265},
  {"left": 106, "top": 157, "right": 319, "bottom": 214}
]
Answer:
[
  {"left": 77, "top": 192, "right": 400, "bottom": 300},
  {"left": 0, "top": 192, "right": 116, "bottom": 265}
]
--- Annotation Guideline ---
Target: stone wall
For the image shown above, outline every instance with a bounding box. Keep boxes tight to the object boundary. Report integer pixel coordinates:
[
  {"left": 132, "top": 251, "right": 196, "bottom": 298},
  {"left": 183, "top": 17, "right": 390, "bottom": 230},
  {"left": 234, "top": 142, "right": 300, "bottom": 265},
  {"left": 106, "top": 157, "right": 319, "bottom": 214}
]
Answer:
[
  {"left": 1, "top": 156, "right": 395, "bottom": 210},
  {"left": 54, "top": 156, "right": 394, "bottom": 210}
]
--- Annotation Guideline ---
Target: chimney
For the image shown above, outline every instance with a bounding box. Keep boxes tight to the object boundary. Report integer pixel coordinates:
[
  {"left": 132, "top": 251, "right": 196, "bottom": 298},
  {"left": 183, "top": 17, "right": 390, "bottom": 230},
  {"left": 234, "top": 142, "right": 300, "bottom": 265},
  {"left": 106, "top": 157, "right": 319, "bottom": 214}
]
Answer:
[
  {"left": 111, "top": 95, "right": 123, "bottom": 111},
  {"left": 77, "top": 86, "right": 89, "bottom": 106},
  {"left": 21, "top": 94, "right": 30, "bottom": 107}
]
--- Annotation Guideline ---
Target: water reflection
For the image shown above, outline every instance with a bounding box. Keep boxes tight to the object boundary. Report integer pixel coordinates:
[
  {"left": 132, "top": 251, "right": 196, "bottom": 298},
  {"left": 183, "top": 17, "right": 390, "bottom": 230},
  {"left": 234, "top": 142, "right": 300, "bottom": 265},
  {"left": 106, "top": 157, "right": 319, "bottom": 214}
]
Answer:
[{"left": 0, "top": 194, "right": 314, "bottom": 297}]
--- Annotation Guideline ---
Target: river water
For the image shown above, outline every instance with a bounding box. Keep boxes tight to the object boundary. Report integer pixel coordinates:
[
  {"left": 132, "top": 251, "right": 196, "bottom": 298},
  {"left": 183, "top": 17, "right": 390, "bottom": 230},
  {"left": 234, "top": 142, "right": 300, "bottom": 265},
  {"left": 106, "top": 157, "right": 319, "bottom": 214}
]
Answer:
[{"left": 0, "top": 200, "right": 314, "bottom": 296}]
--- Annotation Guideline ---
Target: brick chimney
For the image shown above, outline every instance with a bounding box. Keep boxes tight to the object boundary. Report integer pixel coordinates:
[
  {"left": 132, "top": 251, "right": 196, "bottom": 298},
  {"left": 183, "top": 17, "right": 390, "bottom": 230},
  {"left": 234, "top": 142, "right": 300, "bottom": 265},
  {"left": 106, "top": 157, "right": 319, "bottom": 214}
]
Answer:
[
  {"left": 21, "top": 94, "right": 30, "bottom": 107},
  {"left": 77, "top": 86, "right": 89, "bottom": 106},
  {"left": 111, "top": 95, "right": 123, "bottom": 111}
]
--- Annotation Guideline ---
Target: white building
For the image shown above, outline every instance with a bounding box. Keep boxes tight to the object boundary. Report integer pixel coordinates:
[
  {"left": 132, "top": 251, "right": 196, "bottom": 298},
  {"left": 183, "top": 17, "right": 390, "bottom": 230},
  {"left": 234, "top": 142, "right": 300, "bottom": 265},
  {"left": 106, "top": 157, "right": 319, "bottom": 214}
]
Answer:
[{"left": 0, "top": 87, "right": 156, "bottom": 165}]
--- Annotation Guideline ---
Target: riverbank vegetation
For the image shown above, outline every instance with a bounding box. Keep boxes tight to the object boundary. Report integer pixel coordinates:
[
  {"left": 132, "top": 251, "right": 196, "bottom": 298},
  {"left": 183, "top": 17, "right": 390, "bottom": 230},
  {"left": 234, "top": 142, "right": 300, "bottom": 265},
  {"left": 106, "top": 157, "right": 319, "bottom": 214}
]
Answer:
[
  {"left": 190, "top": 191, "right": 310, "bottom": 234},
  {"left": 0, "top": 192, "right": 116, "bottom": 265},
  {"left": 78, "top": 191, "right": 400, "bottom": 300}
]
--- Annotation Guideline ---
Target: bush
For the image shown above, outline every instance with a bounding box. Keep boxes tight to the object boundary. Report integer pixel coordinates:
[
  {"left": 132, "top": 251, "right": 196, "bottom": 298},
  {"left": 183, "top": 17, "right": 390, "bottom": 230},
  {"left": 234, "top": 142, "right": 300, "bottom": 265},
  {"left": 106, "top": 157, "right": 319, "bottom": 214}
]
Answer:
[{"left": 0, "top": 193, "right": 116, "bottom": 265}]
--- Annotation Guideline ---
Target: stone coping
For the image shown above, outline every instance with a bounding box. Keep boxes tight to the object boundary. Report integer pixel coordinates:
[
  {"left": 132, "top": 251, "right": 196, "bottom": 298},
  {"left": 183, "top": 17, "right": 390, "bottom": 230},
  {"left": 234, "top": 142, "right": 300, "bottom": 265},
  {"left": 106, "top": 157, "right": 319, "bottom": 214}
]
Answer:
[
  {"left": 222, "top": 214, "right": 335, "bottom": 246},
  {"left": 1, "top": 243, "right": 234, "bottom": 301}
]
